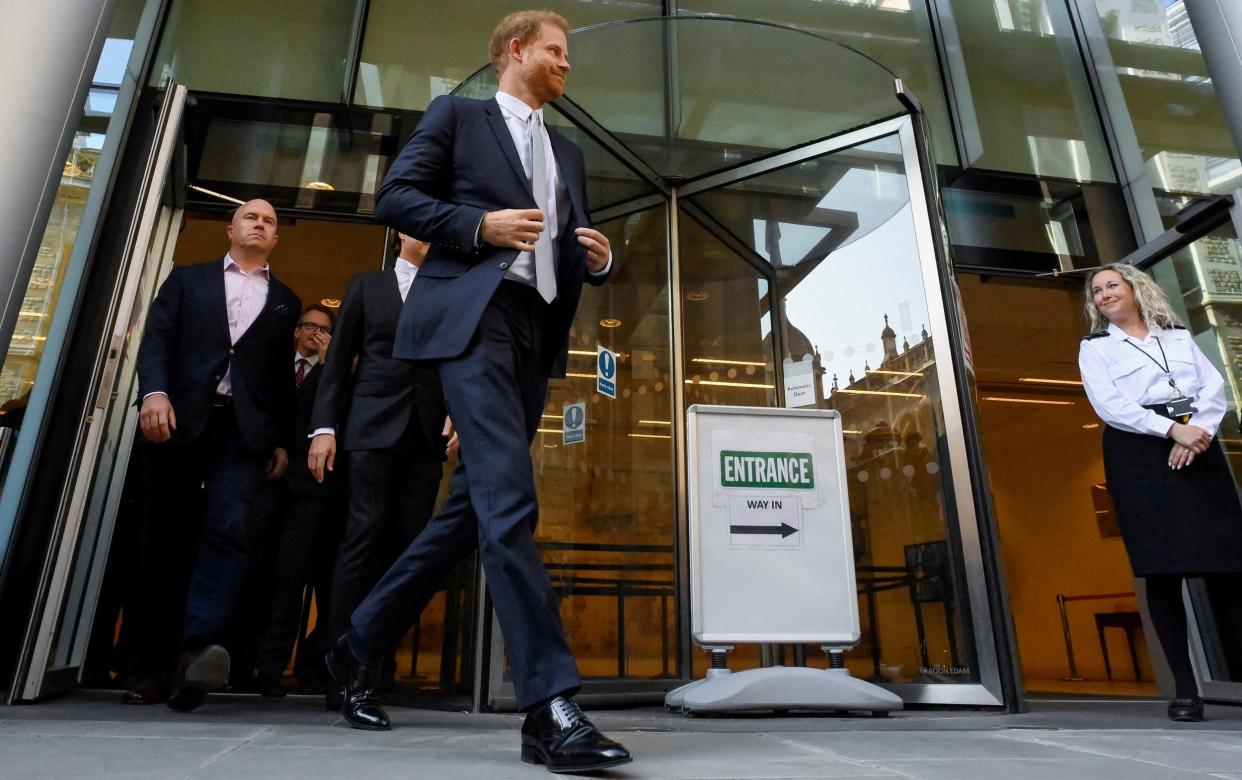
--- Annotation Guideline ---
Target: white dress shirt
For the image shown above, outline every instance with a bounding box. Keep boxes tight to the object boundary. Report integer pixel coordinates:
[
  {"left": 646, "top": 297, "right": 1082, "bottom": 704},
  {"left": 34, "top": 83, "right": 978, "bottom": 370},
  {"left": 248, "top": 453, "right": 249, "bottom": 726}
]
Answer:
[
  {"left": 492, "top": 90, "right": 611, "bottom": 280},
  {"left": 294, "top": 351, "right": 320, "bottom": 371},
  {"left": 1079, "top": 323, "right": 1228, "bottom": 437},
  {"left": 394, "top": 257, "right": 419, "bottom": 302}
]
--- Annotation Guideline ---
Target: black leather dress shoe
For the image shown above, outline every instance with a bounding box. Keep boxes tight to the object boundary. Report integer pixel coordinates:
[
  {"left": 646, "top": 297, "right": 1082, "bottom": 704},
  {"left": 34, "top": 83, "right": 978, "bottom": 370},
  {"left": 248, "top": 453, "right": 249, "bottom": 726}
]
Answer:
[
  {"left": 121, "top": 677, "right": 167, "bottom": 705},
  {"left": 521, "top": 696, "right": 632, "bottom": 773},
  {"left": 1168, "top": 696, "right": 1205, "bottom": 722},
  {"left": 324, "top": 635, "right": 390, "bottom": 731},
  {"left": 167, "top": 645, "right": 230, "bottom": 712},
  {"left": 324, "top": 686, "right": 344, "bottom": 712}
]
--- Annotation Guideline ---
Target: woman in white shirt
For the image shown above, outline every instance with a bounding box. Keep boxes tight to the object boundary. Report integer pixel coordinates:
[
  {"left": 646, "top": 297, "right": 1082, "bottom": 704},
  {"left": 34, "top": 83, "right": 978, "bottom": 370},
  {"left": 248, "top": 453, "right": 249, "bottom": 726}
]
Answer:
[{"left": 1079, "top": 263, "right": 1242, "bottom": 722}]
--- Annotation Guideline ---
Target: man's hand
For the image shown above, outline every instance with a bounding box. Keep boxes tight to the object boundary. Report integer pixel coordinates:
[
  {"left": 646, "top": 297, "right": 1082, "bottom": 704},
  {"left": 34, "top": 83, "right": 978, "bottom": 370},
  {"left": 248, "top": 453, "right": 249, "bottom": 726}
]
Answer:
[
  {"left": 482, "top": 209, "right": 545, "bottom": 252},
  {"left": 139, "top": 393, "right": 177, "bottom": 443},
  {"left": 1169, "top": 442, "right": 1197, "bottom": 470},
  {"left": 315, "top": 331, "right": 331, "bottom": 363},
  {"left": 1169, "top": 422, "right": 1212, "bottom": 453},
  {"left": 575, "top": 227, "right": 610, "bottom": 273},
  {"left": 266, "top": 447, "right": 289, "bottom": 480},
  {"left": 443, "top": 416, "right": 460, "bottom": 457},
  {"left": 309, "top": 433, "right": 336, "bottom": 483}
]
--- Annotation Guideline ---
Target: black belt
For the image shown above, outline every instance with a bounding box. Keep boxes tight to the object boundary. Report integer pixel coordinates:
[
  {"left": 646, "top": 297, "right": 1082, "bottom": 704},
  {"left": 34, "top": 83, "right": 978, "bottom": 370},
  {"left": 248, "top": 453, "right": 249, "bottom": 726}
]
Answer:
[{"left": 211, "top": 394, "right": 233, "bottom": 409}]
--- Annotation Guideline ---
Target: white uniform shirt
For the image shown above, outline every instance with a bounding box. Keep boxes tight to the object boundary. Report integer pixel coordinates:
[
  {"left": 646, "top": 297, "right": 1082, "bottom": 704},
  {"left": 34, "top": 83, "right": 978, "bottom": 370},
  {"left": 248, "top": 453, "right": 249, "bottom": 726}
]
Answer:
[
  {"left": 1078, "top": 323, "right": 1228, "bottom": 438},
  {"left": 394, "top": 257, "right": 419, "bottom": 302}
]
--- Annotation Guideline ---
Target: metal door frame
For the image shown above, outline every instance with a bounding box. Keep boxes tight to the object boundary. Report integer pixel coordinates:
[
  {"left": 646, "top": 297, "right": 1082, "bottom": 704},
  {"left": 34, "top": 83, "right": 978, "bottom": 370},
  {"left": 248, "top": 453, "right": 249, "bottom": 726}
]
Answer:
[
  {"left": 484, "top": 100, "right": 1008, "bottom": 709},
  {"left": 12, "top": 84, "right": 187, "bottom": 701}
]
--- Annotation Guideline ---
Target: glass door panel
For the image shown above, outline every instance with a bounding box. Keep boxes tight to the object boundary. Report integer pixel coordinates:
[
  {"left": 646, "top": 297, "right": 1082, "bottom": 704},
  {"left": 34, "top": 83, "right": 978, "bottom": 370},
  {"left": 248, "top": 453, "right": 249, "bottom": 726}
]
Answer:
[
  {"left": 493, "top": 205, "right": 678, "bottom": 705},
  {"left": 687, "top": 131, "right": 979, "bottom": 688},
  {"left": 1148, "top": 234, "right": 1242, "bottom": 700}
]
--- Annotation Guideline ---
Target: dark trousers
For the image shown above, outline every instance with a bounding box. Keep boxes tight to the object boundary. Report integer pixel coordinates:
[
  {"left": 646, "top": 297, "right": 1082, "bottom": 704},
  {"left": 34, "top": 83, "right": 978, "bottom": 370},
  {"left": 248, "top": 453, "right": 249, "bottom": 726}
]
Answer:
[
  {"left": 251, "top": 482, "right": 343, "bottom": 682},
  {"left": 349, "top": 282, "right": 581, "bottom": 711},
  {"left": 329, "top": 447, "right": 443, "bottom": 642},
  {"left": 126, "top": 406, "right": 265, "bottom": 679}
]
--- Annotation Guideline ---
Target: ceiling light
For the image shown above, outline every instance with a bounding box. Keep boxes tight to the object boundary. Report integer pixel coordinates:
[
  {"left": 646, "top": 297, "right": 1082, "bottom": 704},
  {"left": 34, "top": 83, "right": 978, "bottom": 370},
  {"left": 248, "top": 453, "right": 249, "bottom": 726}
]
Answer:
[
  {"left": 867, "top": 369, "right": 922, "bottom": 377},
  {"left": 982, "top": 397, "right": 1074, "bottom": 406},
  {"left": 1019, "top": 377, "right": 1083, "bottom": 386},
  {"left": 638, "top": 419, "right": 671, "bottom": 425},
  {"left": 628, "top": 433, "right": 672, "bottom": 439},
  {"left": 600, "top": 318, "right": 622, "bottom": 328},
  {"left": 536, "top": 427, "right": 560, "bottom": 434},
  {"left": 692, "top": 358, "right": 766, "bottom": 367},
  {"left": 1082, "top": 423, "right": 1099, "bottom": 429},
  {"left": 685, "top": 379, "right": 775, "bottom": 389},
  {"left": 835, "top": 389, "right": 924, "bottom": 398},
  {"left": 304, "top": 181, "right": 335, "bottom": 191},
  {"left": 686, "top": 290, "right": 709, "bottom": 301},
  {"left": 568, "top": 349, "right": 596, "bottom": 356},
  {"left": 542, "top": 413, "right": 564, "bottom": 419},
  {"left": 320, "top": 298, "right": 341, "bottom": 308},
  {"left": 565, "top": 372, "right": 595, "bottom": 379}
]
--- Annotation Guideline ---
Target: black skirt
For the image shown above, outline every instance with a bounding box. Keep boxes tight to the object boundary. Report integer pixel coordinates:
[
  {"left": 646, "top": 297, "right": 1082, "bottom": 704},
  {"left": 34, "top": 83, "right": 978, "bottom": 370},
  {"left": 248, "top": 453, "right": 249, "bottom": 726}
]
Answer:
[{"left": 1103, "top": 425, "right": 1242, "bottom": 576}]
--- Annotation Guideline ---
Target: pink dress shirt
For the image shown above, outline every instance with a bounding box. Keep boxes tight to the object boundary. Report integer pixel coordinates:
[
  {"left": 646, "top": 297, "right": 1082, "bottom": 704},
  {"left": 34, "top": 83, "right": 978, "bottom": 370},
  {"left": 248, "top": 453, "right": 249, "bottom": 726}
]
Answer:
[{"left": 216, "top": 254, "right": 271, "bottom": 395}]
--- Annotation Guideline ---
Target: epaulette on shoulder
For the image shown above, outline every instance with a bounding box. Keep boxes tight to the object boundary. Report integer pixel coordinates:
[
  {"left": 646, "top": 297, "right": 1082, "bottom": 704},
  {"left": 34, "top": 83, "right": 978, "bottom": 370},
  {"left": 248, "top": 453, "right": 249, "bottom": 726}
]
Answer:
[{"left": 1083, "top": 331, "right": 1108, "bottom": 340}]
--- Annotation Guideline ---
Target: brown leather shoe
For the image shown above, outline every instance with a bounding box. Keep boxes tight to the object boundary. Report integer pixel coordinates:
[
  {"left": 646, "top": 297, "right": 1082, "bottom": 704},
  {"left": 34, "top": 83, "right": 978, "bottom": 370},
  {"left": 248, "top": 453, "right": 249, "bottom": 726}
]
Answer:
[
  {"left": 121, "top": 676, "right": 167, "bottom": 705},
  {"left": 167, "top": 645, "right": 230, "bottom": 713}
]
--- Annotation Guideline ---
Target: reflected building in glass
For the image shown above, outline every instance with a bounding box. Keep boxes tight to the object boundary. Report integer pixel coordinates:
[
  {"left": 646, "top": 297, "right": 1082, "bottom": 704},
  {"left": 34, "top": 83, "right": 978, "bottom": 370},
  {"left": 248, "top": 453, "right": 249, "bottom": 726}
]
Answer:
[{"left": 3, "top": 0, "right": 1242, "bottom": 711}]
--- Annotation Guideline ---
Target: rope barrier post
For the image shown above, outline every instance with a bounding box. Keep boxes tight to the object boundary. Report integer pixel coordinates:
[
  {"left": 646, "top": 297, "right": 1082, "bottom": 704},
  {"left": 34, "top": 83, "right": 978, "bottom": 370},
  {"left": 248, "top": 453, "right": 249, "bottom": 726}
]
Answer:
[{"left": 1058, "top": 593, "right": 1084, "bottom": 681}]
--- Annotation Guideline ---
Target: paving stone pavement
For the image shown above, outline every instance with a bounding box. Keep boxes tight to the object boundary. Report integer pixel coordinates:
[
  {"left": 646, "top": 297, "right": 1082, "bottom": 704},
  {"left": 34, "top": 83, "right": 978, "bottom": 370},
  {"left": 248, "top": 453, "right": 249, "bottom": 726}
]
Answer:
[{"left": 1, "top": 692, "right": 1241, "bottom": 779}]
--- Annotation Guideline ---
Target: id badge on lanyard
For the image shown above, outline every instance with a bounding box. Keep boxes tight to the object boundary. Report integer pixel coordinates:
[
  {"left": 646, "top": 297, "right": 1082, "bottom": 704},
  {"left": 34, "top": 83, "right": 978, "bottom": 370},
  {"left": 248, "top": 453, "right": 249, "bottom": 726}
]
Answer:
[{"left": 1125, "top": 337, "right": 1198, "bottom": 422}]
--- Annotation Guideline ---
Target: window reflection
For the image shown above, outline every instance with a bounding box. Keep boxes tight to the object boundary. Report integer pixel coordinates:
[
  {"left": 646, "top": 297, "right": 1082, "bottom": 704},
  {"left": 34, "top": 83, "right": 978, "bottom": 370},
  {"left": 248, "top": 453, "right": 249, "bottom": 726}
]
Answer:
[
  {"left": 529, "top": 206, "right": 679, "bottom": 681},
  {"left": 1093, "top": 0, "right": 1240, "bottom": 196},
  {"left": 685, "top": 135, "right": 975, "bottom": 682}
]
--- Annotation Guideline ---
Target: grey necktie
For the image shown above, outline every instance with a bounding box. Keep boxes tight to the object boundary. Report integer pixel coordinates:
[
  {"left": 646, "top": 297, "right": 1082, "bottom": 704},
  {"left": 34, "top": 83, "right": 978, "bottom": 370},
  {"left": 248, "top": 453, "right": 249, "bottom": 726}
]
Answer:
[{"left": 530, "top": 112, "right": 557, "bottom": 304}]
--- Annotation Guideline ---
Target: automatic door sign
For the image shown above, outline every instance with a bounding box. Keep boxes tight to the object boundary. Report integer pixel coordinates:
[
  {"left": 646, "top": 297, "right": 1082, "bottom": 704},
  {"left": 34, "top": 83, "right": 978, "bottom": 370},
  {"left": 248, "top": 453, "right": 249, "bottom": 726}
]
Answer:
[
  {"left": 727, "top": 494, "right": 802, "bottom": 548},
  {"left": 563, "top": 401, "right": 586, "bottom": 445},
  {"left": 596, "top": 345, "right": 617, "bottom": 399}
]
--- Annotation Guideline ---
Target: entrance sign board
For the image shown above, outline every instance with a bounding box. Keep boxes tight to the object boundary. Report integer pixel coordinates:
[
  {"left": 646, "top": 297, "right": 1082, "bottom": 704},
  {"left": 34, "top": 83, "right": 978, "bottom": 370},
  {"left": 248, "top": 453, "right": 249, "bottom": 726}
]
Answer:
[{"left": 687, "top": 405, "right": 858, "bottom": 646}]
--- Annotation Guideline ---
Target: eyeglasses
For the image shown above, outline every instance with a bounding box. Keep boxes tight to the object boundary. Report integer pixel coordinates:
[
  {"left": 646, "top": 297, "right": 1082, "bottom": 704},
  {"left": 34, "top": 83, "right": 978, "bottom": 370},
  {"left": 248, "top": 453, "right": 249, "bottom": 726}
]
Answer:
[{"left": 297, "top": 322, "right": 332, "bottom": 335}]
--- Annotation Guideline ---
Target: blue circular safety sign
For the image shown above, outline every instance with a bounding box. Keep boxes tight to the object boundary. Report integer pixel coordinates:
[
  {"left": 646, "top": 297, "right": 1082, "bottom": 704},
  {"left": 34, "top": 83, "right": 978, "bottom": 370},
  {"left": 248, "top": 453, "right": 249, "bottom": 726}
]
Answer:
[
  {"left": 597, "top": 350, "right": 616, "bottom": 379},
  {"left": 565, "top": 404, "right": 585, "bottom": 429}
]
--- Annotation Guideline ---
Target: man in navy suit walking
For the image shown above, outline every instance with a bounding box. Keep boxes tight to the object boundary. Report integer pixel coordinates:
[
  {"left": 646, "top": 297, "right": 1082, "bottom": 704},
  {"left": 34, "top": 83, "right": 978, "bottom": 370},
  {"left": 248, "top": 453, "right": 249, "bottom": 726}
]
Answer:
[
  {"left": 324, "top": 10, "right": 632, "bottom": 773},
  {"left": 128, "top": 199, "right": 301, "bottom": 712}
]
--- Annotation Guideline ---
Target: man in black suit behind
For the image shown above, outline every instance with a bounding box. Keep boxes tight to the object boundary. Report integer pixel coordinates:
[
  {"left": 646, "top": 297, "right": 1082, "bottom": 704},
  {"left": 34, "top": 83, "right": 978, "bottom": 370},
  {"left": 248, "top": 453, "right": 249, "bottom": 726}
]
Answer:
[
  {"left": 324, "top": 10, "right": 631, "bottom": 773},
  {"left": 247, "top": 303, "right": 343, "bottom": 696},
  {"left": 129, "top": 199, "right": 300, "bottom": 711},
  {"left": 307, "top": 234, "right": 451, "bottom": 705}
]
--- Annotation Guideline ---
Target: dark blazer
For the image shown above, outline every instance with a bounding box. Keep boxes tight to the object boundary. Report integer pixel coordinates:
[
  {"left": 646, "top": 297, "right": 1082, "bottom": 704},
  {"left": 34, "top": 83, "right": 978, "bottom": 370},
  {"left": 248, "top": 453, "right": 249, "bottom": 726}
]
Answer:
[
  {"left": 373, "top": 95, "right": 610, "bottom": 379},
  {"left": 309, "top": 268, "right": 446, "bottom": 459},
  {"left": 286, "top": 360, "right": 329, "bottom": 496},
  {"left": 136, "top": 258, "right": 301, "bottom": 455}
]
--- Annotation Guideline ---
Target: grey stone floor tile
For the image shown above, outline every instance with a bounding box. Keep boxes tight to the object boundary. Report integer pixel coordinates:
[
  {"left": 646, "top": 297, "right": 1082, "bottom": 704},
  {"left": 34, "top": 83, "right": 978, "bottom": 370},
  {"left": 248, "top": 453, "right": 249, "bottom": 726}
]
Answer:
[
  {"left": 0, "top": 717, "right": 270, "bottom": 740},
  {"left": 0, "top": 734, "right": 239, "bottom": 780},
  {"left": 775, "top": 731, "right": 1083, "bottom": 761},
  {"left": 868, "top": 757, "right": 1206, "bottom": 780},
  {"left": 185, "top": 733, "right": 903, "bottom": 780},
  {"left": 998, "top": 732, "right": 1242, "bottom": 774}
]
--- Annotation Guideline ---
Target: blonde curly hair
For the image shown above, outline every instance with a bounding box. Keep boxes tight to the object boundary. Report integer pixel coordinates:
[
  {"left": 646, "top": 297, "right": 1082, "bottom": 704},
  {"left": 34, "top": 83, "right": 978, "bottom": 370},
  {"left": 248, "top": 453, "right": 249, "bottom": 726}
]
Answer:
[{"left": 1083, "top": 263, "right": 1182, "bottom": 333}]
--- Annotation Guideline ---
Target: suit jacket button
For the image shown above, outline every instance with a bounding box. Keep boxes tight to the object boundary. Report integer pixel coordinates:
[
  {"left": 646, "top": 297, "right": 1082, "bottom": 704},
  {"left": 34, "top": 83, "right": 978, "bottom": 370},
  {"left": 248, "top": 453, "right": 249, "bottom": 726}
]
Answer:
[
  {"left": 228, "top": 348, "right": 235, "bottom": 356},
  {"left": 499, "top": 262, "right": 509, "bottom": 270}
]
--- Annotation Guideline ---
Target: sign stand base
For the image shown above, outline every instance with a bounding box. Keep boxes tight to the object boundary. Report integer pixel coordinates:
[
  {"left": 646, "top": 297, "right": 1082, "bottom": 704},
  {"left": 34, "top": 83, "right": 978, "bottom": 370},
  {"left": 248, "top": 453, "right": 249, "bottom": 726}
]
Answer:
[{"left": 665, "top": 665, "right": 903, "bottom": 716}]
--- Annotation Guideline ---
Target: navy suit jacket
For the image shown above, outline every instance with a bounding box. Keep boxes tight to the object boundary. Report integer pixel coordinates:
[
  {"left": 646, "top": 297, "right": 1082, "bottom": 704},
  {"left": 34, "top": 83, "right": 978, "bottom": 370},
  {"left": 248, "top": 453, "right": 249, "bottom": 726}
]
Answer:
[
  {"left": 373, "top": 95, "right": 609, "bottom": 378},
  {"left": 136, "top": 259, "right": 301, "bottom": 455},
  {"left": 309, "top": 268, "right": 447, "bottom": 458}
]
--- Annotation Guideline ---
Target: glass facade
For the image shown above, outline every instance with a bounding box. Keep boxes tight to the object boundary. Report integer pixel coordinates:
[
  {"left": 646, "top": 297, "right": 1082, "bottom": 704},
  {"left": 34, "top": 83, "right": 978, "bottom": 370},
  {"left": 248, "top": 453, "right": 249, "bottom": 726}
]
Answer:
[{"left": 0, "top": 0, "right": 145, "bottom": 429}]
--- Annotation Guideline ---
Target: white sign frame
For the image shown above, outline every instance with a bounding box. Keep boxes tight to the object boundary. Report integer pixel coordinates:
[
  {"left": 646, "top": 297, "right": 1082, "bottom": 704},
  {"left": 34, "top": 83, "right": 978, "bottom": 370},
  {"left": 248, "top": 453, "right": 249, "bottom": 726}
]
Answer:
[{"left": 687, "top": 404, "right": 858, "bottom": 646}]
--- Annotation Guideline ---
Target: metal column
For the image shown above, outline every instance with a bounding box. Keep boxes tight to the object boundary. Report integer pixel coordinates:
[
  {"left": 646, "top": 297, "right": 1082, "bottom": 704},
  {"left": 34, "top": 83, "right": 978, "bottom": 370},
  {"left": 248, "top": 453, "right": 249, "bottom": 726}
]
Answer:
[
  {"left": 0, "top": 0, "right": 117, "bottom": 355},
  {"left": 1186, "top": 0, "right": 1242, "bottom": 161}
]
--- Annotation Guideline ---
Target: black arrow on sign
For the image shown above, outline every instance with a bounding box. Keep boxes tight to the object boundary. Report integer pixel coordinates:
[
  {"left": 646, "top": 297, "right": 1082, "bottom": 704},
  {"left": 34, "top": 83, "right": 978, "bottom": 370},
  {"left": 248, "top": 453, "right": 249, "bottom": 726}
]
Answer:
[{"left": 730, "top": 523, "right": 798, "bottom": 539}]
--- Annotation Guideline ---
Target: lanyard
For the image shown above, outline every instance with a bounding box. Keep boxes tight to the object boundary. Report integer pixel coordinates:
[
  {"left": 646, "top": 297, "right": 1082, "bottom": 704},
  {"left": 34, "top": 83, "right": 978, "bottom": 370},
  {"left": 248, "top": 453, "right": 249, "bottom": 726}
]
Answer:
[{"left": 1124, "top": 337, "right": 1184, "bottom": 397}]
